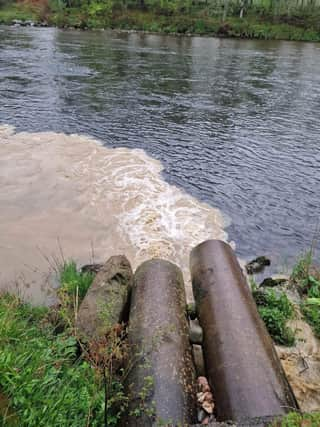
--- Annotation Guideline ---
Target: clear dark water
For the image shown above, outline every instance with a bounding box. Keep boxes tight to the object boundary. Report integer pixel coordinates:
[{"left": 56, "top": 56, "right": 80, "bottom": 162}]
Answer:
[{"left": 1, "top": 26, "right": 320, "bottom": 269}]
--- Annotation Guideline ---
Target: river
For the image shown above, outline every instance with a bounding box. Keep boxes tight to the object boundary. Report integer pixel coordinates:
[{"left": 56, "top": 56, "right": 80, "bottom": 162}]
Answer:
[{"left": 1, "top": 26, "right": 320, "bottom": 300}]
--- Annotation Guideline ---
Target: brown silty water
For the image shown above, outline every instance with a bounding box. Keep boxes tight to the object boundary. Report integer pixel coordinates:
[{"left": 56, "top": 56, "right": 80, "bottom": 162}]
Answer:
[{"left": 0, "top": 124, "right": 227, "bottom": 303}]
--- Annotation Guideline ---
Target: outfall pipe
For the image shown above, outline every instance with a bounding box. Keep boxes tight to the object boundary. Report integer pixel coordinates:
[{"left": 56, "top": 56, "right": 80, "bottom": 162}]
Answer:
[
  {"left": 190, "top": 240, "right": 298, "bottom": 423},
  {"left": 123, "top": 259, "right": 196, "bottom": 426}
]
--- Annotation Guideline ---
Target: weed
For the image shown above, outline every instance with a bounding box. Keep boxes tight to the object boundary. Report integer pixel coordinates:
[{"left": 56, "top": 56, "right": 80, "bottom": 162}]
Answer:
[
  {"left": 270, "top": 411, "right": 320, "bottom": 426},
  {"left": 57, "top": 260, "right": 94, "bottom": 328},
  {"left": 290, "top": 252, "right": 320, "bottom": 338},
  {"left": 252, "top": 288, "right": 295, "bottom": 346},
  {"left": 290, "top": 251, "right": 313, "bottom": 295},
  {"left": 0, "top": 258, "right": 130, "bottom": 427},
  {"left": 59, "top": 260, "right": 94, "bottom": 302},
  {"left": 301, "top": 298, "right": 320, "bottom": 338},
  {"left": 0, "top": 293, "right": 105, "bottom": 426}
]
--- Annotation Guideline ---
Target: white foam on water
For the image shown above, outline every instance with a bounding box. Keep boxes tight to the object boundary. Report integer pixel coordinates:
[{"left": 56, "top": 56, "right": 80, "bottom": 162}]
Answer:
[{"left": 0, "top": 125, "right": 228, "bottom": 302}]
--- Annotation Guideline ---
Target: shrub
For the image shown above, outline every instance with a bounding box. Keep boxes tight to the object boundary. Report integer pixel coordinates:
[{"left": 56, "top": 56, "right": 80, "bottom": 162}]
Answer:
[
  {"left": 253, "top": 288, "right": 295, "bottom": 346},
  {"left": 301, "top": 298, "right": 320, "bottom": 338},
  {"left": 290, "top": 252, "right": 320, "bottom": 337},
  {"left": 271, "top": 410, "right": 320, "bottom": 426}
]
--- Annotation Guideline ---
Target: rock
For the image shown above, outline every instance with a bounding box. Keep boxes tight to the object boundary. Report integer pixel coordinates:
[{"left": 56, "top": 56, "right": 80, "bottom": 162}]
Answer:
[
  {"left": 197, "top": 392, "right": 205, "bottom": 404},
  {"left": 193, "top": 344, "right": 206, "bottom": 377},
  {"left": 197, "top": 376, "right": 210, "bottom": 393},
  {"left": 198, "top": 389, "right": 215, "bottom": 415},
  {"left": 190, "top": 319, "right": 203, "bottom": 344},
  {"left": 76, "top": 255, "right": 133, "bottom": 341},
  {"left": 80, "top": 263, "right": 104, "bottom": 274},
  {"left": 203, "top": 391, "right": 214, "bottom": 404},
  {"left": 259, "top": 277, "right": 287, "bottom": 288},
  {"left": 202, "top": 400, "right": 214, "bottom": 414},
  {"left": 12, "top": 19, "right": 22, "bottom": 26},
  {"left": 245, "top": 256, "right": 271, "bottom": 275},
  {"left": 197, "top": 409, "right": 207, "bottom": 423},
  {"left": 251, "top": 288, "right": 268, "bottom": 305},
  {"left": 187, "top": 302, "right": 197, "bottom": 320}
]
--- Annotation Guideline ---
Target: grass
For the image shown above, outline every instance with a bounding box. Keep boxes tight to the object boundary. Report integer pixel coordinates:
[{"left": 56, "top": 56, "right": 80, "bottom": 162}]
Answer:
[
  {"left": 0, "top": 4, "right": 41, "bottom": 24},
  {"left": 252, "top": 285, "right": 296, "bottom": 346},
  {"left": 1, "top": 2, "right": 320, "bottom": 41},
  {"left": 252, "top": 249, "right": 320, "bottom": 345},
  {"left": 1, "top": 256, "right": 319, "bottom": 425},
  {"left": 0, "top": 261, "right": 128, "bottom": 427},
  {"left": 59, "top": 260, "right": 94, "bottom": 302},
  {"left": 271, "top": 411, "right": 320, "bottom": 426},
  {"left": 290, "top": 251, "right": 320, "bottom": 338},
  {"left": 301, "top": 298, "right": 320, "bottom": 337},
  {"left": 0, "top": 293, "right": 105, "bottom": 426}
]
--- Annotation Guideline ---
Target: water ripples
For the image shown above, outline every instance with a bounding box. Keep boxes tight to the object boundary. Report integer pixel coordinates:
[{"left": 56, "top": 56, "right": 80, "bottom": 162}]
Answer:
[{"left": 0, "top": 27, "right": 320, "bottom": 269}]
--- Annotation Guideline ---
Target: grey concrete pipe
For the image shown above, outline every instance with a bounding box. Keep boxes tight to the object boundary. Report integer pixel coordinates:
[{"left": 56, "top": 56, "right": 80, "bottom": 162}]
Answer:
[
  {"left": 190, "top": 240, "right": 298, "bottom": 423},
  {"left": 123, "top": 259, "right": 196, "bottom": 426}
]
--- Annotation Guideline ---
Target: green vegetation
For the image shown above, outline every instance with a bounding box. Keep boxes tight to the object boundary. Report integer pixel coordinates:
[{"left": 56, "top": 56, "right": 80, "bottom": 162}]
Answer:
[
  {"left": 0, "top": 261, "right": 128, "bottom": 427},
  {"left": 0, "top": 3, "right": 38, "bottom": 23},
  {"left": 1, "top": 255, "right": 320, "bottom": 425},
  {"left": 0, "top": 0, "right": 320, "bottom": 41},
  {"left": 60, "top": 260, "right": 94, "bottom": 301},
  {"left": 271, "top": 411, "right": 320, "bottom": 426},
  {"left": 251, "top": 249, "right": 320, "bottom": 345},
  {"left": 290, "top": 251, "right": 320, "bottom": 338},
  {"left": 0, "top": 293, "right": 105, "bottom": 426},
  {"left": 302, "top": 298, "right": 320, "bottom": 337},
  {"left": 252, "top": 285, "right": 296, "bottom": 346}
]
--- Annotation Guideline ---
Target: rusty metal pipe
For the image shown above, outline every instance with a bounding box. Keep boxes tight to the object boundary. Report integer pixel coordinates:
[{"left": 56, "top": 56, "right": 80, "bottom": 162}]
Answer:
[
  {"left": 190, "top": 240, "right": 298, "bottom": 422},
  {"left": 123, "top": 259, "right": 196, "bottom": 426}
]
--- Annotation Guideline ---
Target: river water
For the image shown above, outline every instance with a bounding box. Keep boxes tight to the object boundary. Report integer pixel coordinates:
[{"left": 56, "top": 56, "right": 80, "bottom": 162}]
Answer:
[{"left": 1, "top": 26, "right": 320, "bottom": 300}]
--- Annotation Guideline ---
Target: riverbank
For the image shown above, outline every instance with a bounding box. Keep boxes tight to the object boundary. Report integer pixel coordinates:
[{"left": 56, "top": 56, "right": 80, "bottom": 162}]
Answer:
[
  {"left": 1, "top": 251, "right": 320, "bottom": 425},
  {"left": 1, "top": 3, "right": 320, "bottom": 41}
]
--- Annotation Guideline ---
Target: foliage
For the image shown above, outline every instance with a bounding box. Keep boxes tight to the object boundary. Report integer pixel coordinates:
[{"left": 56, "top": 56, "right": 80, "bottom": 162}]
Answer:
[
  {"left": 301, "top": 298, "right": 320, "bottom": 338},
  {"left": 270, "top": 411, "right": 320, "bottom": 426},
  {"left": 0, "top": 293, "right": 105, "bottom": 426},
  {"left": 291, "top": 251, "right": 313, "bottom": 294},
  {"left": 290, "top": 252, "right": 320, "bottom": 338},
  {"left": 1, "top": 0, "right": 320, "bottom": 41},
  {"left": 252, "top": 287, "right": 296, "bottom": 346},
  {"left": 0, "top": 3, "right": 39, "bottom": 23},
  {"left": 59, "top": 260, "right": 94, "bottom": 302},
  {"left": 57, "top": 260, "right": 94, "bottom": 328},
  {"left": 0, "top": 259, "right": 129, "bottom": 427}
]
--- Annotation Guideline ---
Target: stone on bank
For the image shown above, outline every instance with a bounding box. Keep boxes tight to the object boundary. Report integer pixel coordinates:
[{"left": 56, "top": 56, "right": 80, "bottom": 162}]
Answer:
[{"left": 76, "top": 255, "right": 133, "bottom": 340}]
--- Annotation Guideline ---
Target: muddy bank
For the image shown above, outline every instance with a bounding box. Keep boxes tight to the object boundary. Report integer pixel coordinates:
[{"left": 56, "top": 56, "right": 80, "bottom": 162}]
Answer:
[
  {"left": 0, "top": 124, "right": 227, "bottom": 303},
  {"left": 276, "top": 318, "right": 320, "bottom": 413}
]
